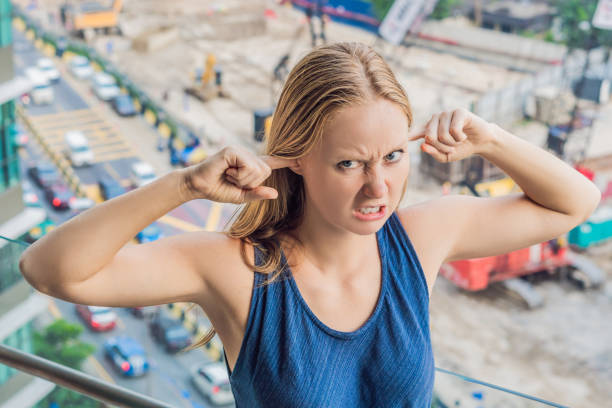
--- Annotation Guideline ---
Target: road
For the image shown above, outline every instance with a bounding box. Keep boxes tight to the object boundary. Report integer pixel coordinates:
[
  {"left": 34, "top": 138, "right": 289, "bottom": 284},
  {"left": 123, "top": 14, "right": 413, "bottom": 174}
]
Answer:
[{"left": 13, "top": 27, "right": 237, "bottom": 408}]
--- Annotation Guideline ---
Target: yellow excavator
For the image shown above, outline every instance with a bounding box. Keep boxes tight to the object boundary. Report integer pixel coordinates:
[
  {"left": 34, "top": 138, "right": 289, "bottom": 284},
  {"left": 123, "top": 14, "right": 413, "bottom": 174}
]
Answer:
[{"left": 185, "top": 54, "right": 226, "bottom": 102}]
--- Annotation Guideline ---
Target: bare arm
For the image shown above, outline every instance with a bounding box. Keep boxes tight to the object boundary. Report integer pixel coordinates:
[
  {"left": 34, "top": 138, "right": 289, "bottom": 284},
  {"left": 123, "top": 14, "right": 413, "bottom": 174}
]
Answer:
[
  {"left": 401, "top": 109, "right": 600, "bottom": 288},
  {"left": 19, "top": 147, "right": 295, "bottom": 308}
]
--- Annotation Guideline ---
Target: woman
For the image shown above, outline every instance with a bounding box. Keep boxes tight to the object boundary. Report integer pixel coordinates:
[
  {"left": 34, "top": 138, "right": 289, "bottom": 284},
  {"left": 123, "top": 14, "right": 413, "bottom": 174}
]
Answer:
[{"left": 19, "top": 42, "right": 600, "bottom": 406}]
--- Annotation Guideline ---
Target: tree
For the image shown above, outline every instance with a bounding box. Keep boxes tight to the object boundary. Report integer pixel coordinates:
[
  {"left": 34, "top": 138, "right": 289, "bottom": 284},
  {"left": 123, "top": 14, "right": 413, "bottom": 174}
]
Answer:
[
  {"left": 33, "top": 319, "right": 102, "bottom": 408},
  {"left": 431, "top": 0, "right": 463, "bottom": 20},
  {"left": 556, "top": 0, "right": 612, "bottom": 49}
]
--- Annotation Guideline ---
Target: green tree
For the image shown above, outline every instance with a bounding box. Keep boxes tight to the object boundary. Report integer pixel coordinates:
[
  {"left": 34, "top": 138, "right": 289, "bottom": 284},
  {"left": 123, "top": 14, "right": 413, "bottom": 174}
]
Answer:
[
  {"left": 431, "top": 0, "right": 463, "bottom": 20},
  {"left": 33, "top": 319, "right": 102, "bottom": 408},
  {"left": 556, "top": 0, "right": 612, "bottom": 49}
]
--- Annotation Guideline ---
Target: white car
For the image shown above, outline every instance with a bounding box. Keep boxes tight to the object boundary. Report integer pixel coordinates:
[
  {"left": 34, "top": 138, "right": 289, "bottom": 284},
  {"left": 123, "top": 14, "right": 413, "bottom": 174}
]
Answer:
[
  {"left": 36, "top": 58, "right": 60, "bottom": 83},
  {"left": 65, "top": 130, "right": 94, "bottom": 167},
  {"left": 92, "top": 72, "right": 120, "bottom": 101},
  {"left": 130, "top": 161, "right": 157, "bottom": 188},
  {"left": 69, "top": 55, "right": 94, "bottom": 79},
  {"left": 25, "top": 67, "right": 54, "bottom": 105},
  {"left": 190, "top": 362, "right": 234, "bottom": 405},
  {"left": 69, "top": 197, "right": 96, "bottom": 212}
]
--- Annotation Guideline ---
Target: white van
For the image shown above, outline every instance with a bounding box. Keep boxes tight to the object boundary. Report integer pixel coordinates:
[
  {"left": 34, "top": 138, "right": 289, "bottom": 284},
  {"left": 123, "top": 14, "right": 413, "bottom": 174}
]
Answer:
[
  {"left": 130, "top": 161, "right": 157, "bottom": 187},
  {"left": 25, "top": 67, "right": 54, "bottom": 105},
  {"left": 36, "top": 58, "right": 61, "bottom": 82},
  {"left": 69, "top": 55, "right": 94, "bottom": 79},
  {"left": 65, "top": 131, "right": 94, "bottom": 167}
]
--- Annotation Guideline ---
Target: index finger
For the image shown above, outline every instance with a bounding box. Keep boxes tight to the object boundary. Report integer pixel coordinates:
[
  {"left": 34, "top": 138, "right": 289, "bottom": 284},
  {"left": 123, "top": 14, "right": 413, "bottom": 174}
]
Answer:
[
  {"left": 260, "top": 155, "right": 298, "bottom": 170},
  {"left": 407, "top": 125, "right": 426, "bottom": 141}
]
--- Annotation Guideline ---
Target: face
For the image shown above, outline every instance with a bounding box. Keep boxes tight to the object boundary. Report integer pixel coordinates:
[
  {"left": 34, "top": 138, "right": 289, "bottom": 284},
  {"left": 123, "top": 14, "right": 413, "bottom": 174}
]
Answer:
[{"left": 297, "top": 97, "right": 411, "bottom": 236}]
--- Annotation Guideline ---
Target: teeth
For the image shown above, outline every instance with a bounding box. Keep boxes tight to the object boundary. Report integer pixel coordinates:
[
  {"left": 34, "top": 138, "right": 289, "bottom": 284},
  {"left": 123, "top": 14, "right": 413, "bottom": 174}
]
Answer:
[{"left": 358, "top": 206, "right": 381, "bottom": 214}]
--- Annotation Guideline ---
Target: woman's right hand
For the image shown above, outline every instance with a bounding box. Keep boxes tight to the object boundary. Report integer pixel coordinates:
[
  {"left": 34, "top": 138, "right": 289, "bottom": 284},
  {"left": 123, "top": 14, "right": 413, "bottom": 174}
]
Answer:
[{"left": 179, "top": 146, "right": 296, "bottom": 204}]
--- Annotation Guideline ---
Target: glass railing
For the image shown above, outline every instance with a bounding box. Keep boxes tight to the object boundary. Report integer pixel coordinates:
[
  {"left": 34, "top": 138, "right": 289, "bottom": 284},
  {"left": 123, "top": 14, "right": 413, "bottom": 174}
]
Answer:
[{"left": 0, "top": 235, "right": 575, "bottom": 407}]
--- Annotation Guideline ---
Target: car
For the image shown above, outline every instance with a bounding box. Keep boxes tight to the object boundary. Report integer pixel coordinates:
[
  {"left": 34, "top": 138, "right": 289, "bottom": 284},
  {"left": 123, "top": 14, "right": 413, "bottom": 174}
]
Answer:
[
  {"left": 130, "top": 161, "right": 157, "bottom": 188},
  {"left": 190, "top": 361, "right": 234, "bottom": 405},
  {"left": 69, "top": 55, "right": 94, "bottom": 79},
  {"left": 27, "top": 163, "right": 60, "bottom": 189},
  {"left": 92, "top": 72, "right": 120, "bottom": 101},
  {"left": 136, "top": 222, "right": 163, "bottom": 243},
  {"left": 36, "top": 58, "right": 61, "bottom": 83},
  {"left": 149, "top": 313, "right": 192, "bottom": 353},
  {"left": 129, "top": 306, "right": 160, "bottom": 319},
  {"left": 111, "top": 94, "right": 137, "bottom": 117},
  {"left": 25, "top": 67, "right": 54, "bottom": 105},
  {"left": 75, "top": 305, "right": 117, "bottom": 331},
  {"left": 21, "top": 180, "right": 41, "bottom": 208},
  {"left": 44, "top": 183, "right": 75, "bottom": 211},
  {"left": 98, "top": 176, "right": 126, "bottom": 200},
  {"left": 103, "top": 336, "right": 149, "bottom": 377},
  {"left": 69, "top": 197, "right": 96, "bottom": 212},
  {"left": 65, "top": 130, "right": 94, "bottom": 167}
]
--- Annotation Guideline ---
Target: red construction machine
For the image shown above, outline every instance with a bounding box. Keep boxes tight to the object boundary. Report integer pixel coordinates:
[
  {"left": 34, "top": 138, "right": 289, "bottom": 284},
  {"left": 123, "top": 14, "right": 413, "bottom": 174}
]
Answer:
[{"left": 440, "top": 178, "right": 605, "bottom": 308}]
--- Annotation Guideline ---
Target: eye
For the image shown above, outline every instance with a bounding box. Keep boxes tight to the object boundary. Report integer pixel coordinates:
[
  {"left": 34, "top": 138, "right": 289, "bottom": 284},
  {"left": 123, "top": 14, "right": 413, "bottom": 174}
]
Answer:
[
  {"left": 337, "top": 160, "right": 359, "bottom": 170},
  {"left": 385, "top": 150, "right": 404, "bottom": 162}
]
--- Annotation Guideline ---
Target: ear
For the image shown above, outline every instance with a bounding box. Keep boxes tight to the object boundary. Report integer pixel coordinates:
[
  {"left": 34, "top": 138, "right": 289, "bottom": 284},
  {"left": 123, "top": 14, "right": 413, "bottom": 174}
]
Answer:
[{"left": 288, "top": 158, "right": 304, "bottom": 175}]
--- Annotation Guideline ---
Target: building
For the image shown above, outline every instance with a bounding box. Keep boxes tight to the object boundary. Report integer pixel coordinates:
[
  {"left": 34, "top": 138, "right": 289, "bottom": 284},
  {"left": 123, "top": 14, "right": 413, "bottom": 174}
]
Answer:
[{"left": 0, "top": 0, "right": 54, "bottom": 406}]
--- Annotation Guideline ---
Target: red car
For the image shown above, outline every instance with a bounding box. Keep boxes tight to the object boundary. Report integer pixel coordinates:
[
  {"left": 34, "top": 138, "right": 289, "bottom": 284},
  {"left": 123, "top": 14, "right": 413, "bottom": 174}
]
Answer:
[{"left": 76, "top": 305, "right": 117, "bottom": 331}]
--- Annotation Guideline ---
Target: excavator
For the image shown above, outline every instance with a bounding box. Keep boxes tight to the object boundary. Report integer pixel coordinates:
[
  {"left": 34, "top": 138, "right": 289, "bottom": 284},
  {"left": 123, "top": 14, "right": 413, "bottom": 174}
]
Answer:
[{"left": 184, "top": 54, "right": 226, "bottom": 103}]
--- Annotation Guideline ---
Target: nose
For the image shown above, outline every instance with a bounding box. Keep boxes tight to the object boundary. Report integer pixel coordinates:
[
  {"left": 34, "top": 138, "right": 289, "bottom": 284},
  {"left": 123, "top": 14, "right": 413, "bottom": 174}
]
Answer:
[{"left": 362, "top": 166, "right": 388, "bottom": 199}]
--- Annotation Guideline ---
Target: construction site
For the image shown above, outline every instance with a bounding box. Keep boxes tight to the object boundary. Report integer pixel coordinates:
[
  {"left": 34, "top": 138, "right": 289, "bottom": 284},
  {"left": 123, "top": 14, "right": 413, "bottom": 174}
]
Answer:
[{"left": 12, "top": 0, "right": 612, "bottom": 406}]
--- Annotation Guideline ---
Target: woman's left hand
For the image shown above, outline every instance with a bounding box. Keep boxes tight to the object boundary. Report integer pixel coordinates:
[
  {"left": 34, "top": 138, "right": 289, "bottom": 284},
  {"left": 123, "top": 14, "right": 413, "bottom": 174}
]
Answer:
[{"left": 408, "top": 108, "right": 497, "bottom": 163}]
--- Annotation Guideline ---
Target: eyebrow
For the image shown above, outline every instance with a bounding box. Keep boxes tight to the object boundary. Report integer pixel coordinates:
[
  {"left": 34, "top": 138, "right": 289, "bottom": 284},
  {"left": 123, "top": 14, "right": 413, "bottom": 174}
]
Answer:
[{"left": 333, "top": 143, "right": 408, "bottom": 160}]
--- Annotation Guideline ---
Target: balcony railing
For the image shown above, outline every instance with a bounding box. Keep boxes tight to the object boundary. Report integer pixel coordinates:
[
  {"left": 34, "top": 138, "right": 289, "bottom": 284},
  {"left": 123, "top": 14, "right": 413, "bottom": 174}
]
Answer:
[{"left": 0, "top": 235, "right": 570, "bottom": 407}]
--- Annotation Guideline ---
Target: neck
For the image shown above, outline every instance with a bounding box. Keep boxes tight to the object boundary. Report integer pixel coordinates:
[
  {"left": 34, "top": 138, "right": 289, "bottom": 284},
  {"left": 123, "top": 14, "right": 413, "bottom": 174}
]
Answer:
[{"left": 289, "top": 202, "right": 378, "bottom": 279}]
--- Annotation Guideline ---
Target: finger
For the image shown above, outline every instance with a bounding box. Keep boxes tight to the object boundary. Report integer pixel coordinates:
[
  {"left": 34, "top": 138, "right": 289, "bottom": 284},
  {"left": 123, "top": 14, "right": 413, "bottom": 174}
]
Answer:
[
  {"left": 421, "top": 142, "right": 451, "bottom": 163},
  {"left": 437, "top": 111, "right": 457, "bottom": 146},
  {"left": 424, "top": 116, "right": 454, "bottom": 154},
  {"left": 449, "top": 110, "right": 468, "bottom": 143},
  {"left": 261, "top": 155, "right": 297, "bottom": 170},
  {"left": 243, "top": 186, "right": 279, "bottom": 201},
  {"left": 407, "top": 125, "right": 426, "bottom": 141},
  {"left": 225, "top": 173, "right": 240, "bottom": 187}
]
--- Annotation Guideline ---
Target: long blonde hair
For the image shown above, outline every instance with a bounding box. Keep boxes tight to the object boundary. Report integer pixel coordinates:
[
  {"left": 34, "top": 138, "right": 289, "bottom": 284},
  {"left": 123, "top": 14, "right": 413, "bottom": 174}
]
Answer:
[{"left": 183, "top": 42, "right": 413, "bottom": 352}]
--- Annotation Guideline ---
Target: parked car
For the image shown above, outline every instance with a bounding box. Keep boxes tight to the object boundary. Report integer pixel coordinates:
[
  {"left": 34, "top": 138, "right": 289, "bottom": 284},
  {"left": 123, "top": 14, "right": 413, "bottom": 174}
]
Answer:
[
  {"left": 44, "top": 183, "right": 75, "bottom": 211},
  {"left": 98, "top": 176, "right": 126, "bottom": 200},
  {"left": 104, "top": 336, "right": 149, "bottom": 377},
  {"left": 21, "top": 180, "right": 41, "bottom": 208},
  {"left": 27, "top": 163, "right": 59, "bottom": 189},
  {"left": 136, "top": 222, "right": 163, "bottom": 243},
  {"left": 92, "top": 72, "right": 120, "bottom": 101},
  {"left": 25, "top": 67, "right": 54, "bottom": 105},
  {"left": 69, "top": 55, "right": 94, "bottom": 79},
  {"left": 129, "top": 306, "right": 160, "bottom": 319},
  {"left": 111, "top": 94, "right": 137, "bottom": 116},
  {"left": 130, "top": 161, "right": 157, "bottom": 188},
  {"left": 65, "top": 130, "right": 94, "bottom": 167},
  {"left": 149, "top": 313, "right": 192, "bottom": 353},
  {"left": 75, "top": 305, "right": 117, "bottom": 331},
  {"left": 36, "top": 58, "right": 61, "bottom": 83},
  {"left": 190, "top": 361, "right": 234, "bottom": 405},
  {"left": 69, "top": 197, "right": 96, "bottom": 212}
]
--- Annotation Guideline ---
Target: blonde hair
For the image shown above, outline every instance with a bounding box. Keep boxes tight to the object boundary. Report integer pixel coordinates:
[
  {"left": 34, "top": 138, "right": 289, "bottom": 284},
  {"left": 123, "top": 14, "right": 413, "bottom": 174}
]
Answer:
[{"left": 183, "top": 42, "right": 413, "bottom": 353}]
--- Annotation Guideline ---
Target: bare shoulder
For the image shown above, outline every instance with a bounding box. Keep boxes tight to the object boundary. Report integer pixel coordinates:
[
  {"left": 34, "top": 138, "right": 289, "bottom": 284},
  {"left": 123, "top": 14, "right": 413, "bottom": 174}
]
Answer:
[
  {"left": 396, "top": 196, "right": 464, "bottom": 292},
  {"left": 186, "top": 232, "right": 255, "bottom": 329}
]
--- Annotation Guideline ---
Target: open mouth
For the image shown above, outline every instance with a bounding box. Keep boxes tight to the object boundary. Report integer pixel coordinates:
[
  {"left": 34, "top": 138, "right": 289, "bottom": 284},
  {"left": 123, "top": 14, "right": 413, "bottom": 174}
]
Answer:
[{"left": 354, "top": 205, "right": 386, "bottom": 220}]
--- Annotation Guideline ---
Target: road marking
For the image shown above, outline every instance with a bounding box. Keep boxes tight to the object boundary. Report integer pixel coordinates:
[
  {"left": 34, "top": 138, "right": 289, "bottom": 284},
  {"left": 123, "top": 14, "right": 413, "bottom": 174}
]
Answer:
[
  {"left": 47, "top": 300, "right": 115, "bottom": 383},
  {"left": 205, "top": 202, "right": 224, "bottom": 231},
  {"left": 103, "top": 162, "right": 122, "bottom": 181},
  {"left": 158, "top": 215, "right": 204, "bottom": 232}
]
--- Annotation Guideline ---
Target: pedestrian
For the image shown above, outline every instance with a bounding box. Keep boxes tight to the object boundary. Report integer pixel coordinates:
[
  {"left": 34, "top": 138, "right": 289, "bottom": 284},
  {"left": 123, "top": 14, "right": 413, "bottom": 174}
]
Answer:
[{"left": 19, "top": 42, "right": 601, "bottom": 406}]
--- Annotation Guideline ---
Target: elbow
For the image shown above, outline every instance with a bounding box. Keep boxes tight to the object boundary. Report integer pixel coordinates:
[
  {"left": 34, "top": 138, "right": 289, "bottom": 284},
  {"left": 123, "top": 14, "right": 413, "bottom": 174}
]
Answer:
[
  {"left": 19, "top": 249, "right": 51, "bottom": 295},
  {"left": 577, "top": 186, "right": 602, "bottom": 224}
]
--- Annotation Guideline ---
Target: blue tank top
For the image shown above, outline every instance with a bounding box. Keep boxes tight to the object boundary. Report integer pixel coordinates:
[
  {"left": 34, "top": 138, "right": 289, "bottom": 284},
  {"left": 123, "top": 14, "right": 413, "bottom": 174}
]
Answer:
[{"left": 224, "top": 212, "right": 435, "bottom": 407}]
